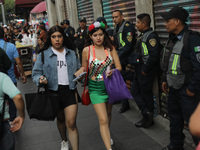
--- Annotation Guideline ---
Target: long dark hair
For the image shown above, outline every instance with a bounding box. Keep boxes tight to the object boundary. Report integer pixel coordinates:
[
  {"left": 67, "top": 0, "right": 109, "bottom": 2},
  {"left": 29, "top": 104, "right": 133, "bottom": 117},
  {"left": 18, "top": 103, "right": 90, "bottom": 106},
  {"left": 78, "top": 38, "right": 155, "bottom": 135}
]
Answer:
[
  {"left": 39, "top": 25, "right": 74, "bottom": 52},
  {"left": 85, "top": 27, "right": 114, "bottom": 51}
]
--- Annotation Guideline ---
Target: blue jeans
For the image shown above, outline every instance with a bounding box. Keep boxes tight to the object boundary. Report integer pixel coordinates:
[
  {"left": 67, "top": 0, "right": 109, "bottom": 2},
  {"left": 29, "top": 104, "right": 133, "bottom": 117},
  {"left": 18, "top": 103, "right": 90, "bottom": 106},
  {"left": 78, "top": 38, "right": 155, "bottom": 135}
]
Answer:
[
  {"left": 0, "top": 121, "right": 15, "bottom": 150},
  {"left": 168, "top": 85, "right": 200, "bottom": 148},
  {"left": 8, "top": 83, "right": 17, "bottom": 121}
]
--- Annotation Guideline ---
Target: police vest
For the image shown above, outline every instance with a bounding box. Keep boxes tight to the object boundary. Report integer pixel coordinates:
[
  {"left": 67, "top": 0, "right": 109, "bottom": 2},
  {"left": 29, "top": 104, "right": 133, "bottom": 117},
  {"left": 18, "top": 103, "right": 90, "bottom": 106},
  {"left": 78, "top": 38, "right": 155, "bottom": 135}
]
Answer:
[
  {"left": 113, "top": 21, "right": 128, "bottom": 50},
  {"left": 140, "top": 30, "right": 154, "bottom": 64},
  {"left": 166, "top": 34, "right": 186, "bottom": 89},
  {"left": 106, "top": 27, "right": 113, "bottom": 33}
]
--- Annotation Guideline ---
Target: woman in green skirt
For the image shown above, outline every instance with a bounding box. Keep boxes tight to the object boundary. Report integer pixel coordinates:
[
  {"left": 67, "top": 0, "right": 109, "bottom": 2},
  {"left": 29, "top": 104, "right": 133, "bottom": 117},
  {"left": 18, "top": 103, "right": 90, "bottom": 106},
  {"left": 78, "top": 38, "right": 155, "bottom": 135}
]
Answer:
[{"left": 75, "top": 21, "right": 121, "bottom": 150}]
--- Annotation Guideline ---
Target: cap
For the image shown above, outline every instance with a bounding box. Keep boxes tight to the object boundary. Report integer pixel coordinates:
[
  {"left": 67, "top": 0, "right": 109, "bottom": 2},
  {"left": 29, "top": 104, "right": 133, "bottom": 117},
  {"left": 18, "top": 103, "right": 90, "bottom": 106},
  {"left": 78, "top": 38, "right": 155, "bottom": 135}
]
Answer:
[
  {"left": 79, "top": 17, "right": 86, "bottom": 22},
  {"left": 161, "top": 6, "right": 189, "bottom": 22},
  {"left": 96, "top": 17, "right": 106, "bottom": 24},
  {"left": 60, "top": 21, "right": 64, "bottom": 25},
  {"left": 63, "top": 19, "right": 70, "bottom": 25},
  {"left": 3, "top": 25, "right": 7, "bottom": 28}
]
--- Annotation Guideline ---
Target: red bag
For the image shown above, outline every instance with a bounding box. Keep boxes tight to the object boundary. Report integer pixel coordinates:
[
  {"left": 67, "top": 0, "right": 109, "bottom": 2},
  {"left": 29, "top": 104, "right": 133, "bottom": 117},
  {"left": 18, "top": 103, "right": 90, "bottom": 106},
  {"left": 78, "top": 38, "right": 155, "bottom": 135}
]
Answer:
[
  {"left": 81, "top": 46, "right": 91, "bottom": 105},
  {"left": 81, "top": 89, "right": 90, "bottom": 105},
  {"left": 14, "top": 64, "right": 20, "bottom": 79}
]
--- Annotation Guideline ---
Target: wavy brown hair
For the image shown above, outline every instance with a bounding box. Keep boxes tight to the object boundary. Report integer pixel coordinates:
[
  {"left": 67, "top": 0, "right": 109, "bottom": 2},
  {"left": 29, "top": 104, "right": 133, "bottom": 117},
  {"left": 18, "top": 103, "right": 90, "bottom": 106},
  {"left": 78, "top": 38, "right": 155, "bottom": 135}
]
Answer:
[
  {"left": 84, "top": 27, "right": 114, "bottom": 51},
  {"left": 40, "top": 25, "right": 75, "bottom": 53}
]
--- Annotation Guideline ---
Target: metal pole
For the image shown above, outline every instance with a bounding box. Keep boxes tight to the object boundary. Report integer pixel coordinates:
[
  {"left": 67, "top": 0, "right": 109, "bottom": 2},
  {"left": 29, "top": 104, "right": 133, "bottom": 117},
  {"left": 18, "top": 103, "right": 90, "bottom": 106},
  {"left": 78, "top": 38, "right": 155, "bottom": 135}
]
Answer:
[{"left": 0, "top": 3, "right": 6, "bottom": 25}]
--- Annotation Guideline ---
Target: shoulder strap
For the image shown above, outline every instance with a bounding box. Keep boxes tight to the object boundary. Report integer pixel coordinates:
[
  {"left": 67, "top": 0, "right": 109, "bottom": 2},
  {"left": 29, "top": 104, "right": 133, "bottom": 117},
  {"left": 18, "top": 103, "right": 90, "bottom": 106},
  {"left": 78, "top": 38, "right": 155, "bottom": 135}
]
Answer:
[
  {"left": 141, "top": 30, "right": 154, "bottom": 43},
  {"left": 118, "top": 21, "right": 128, "bottom": 33},
  {"left": 106, "top": 27, "right": 113, "bottom": 32},
  {"left": 1, "top": 96, "right": 6, "bottom": 120},
  {"left": 3, "top": 42, "right": 7, "bottom": 52},
  {"left": 41, "top": 51, "right": 44, "bottom": 64},
  {"left": 16, "top": 33, "right": 21, "bottom": 39},
  {"left": 183, "top": 30, "right": 195, "bottom": 52},
  {"left": 83, "top": 46, "right": 90, "bottom": 91}
]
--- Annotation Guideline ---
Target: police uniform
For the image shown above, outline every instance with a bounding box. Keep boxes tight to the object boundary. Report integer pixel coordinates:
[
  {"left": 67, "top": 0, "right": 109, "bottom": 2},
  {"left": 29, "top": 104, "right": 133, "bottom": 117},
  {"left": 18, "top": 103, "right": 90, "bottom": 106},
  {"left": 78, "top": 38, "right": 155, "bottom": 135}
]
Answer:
[
  {"left": 105, "top": 26, "right": 114, "bottom": 37},
  {"left": 74, "top": 26, "right": 88, "bottom": 63},
  {"left": 113, "top": 20, "right": 135, "bottom": 112},
  {"left": 160, "top": 6, "right": 200, "bottom": 150},
  {"left": 96, "top": 17, "right": 114, "bottom": 37},
  {"left": 131, "top": 28, "right": 161, "bottom": 127},
  {"left": 113, "top": 20, "right": 135, "bottom": 70},
  {"left": 162, "top": 25, "right": 200, "bottom": 149},
  {"left": 64, "top": 26, "right": 75, "bottom": 42}
]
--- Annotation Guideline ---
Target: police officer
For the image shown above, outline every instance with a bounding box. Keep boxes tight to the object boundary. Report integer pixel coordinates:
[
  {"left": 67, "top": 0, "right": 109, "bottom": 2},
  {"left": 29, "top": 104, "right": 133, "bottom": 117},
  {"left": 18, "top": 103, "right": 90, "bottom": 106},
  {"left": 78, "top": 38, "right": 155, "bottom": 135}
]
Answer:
[
  {"left": 131, "top": 13, "right": 161, "bottom": 128},
  {"left": 161, "top": 6, "right": 200, "bottom": 150},
  {"left": 112, "top": 10, "right": 135, "bottom": 113},
  {"left": 60, "top": 20, "right": 64, "bottom": 28},
  {"left": 63, "top": 19, "right": 75, "bottom": 43},
  {"left": 74, "top": 17, "right": 88, "bottom": 63},
  {"left": 96, "top": 17, "right": 114, "bottom": 40}
]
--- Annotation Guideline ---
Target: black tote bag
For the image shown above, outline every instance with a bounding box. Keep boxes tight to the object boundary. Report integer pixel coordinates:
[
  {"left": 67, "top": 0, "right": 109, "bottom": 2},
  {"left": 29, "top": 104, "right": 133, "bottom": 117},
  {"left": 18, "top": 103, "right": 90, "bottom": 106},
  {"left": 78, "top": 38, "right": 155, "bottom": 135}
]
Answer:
[{"left": 25, "top": 87, "right": 60, "bottom": 121}]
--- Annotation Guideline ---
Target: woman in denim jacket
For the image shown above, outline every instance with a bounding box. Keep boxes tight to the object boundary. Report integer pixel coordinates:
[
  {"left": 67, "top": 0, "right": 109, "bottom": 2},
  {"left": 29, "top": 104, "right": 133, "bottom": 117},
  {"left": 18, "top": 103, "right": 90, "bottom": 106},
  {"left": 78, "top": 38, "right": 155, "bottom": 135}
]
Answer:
[{"left": 32, "top": 25, "right": 80, "bottom": 150}]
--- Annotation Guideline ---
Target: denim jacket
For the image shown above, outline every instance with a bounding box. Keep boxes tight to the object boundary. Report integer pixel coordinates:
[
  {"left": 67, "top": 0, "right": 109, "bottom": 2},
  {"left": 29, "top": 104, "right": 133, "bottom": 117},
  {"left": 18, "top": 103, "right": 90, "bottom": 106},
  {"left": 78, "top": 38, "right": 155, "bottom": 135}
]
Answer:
[{"left": 32, "top": 47, "right": 81, "bottom": 91}]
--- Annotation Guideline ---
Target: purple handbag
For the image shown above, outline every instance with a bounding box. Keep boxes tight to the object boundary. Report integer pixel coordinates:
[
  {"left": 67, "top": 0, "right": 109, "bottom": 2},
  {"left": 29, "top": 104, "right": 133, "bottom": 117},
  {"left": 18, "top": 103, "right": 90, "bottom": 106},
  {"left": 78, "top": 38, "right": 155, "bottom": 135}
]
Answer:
[{"left": 103, "top": 69, "right": 133, "bottom": 103}]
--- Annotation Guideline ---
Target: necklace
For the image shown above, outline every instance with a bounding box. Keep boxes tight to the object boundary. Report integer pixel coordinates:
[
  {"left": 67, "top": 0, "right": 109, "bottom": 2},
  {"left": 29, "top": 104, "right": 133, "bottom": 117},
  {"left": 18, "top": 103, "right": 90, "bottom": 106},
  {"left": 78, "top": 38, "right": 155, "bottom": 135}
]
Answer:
[{"left": 92, "top": 45, "right": 108, "bottom": 62}]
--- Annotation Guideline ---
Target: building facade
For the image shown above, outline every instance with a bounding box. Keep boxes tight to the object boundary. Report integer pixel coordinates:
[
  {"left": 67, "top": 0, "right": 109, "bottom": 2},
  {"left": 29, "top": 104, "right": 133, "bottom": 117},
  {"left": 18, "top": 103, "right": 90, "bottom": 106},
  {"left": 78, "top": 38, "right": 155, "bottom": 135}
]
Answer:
[{"left": 46, "top": 0, "right": 200, "bottom": 118}]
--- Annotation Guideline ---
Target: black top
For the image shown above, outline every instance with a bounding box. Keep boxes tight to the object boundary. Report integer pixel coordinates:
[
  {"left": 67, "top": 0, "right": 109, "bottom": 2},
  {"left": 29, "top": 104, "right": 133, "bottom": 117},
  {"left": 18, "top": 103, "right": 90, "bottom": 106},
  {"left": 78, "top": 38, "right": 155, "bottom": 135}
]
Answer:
[
  {"left": 164, "top": 25, "right": 200, "bottom": 93},
  {"left": 64, "top": 26, "right": 75, "bottom": 42},
  {"left": 74, "top": 27, "right": 88, "bottom": 50},
  {"left": 113, "top": 20, "right": 135, "bottom": 59},
  {"left": 140, "top": 28, "right": 162, "bottom": 73}
]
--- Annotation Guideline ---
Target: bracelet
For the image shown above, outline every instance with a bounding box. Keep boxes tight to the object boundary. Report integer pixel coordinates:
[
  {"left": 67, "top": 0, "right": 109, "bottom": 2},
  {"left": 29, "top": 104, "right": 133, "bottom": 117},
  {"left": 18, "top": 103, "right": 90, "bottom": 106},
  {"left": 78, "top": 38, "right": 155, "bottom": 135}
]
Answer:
[{"left": 81, "top": 66, "right": 86, "bottom": 71}]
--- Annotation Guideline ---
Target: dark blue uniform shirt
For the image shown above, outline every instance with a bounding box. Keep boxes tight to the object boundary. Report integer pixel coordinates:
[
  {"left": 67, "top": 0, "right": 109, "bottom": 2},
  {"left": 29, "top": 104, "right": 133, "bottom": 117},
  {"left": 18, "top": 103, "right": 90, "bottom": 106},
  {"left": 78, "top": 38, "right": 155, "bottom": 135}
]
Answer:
[
  {"left": 168, "top": 25, "right": 200, "bottom": 93},
  {"left": 141, "top": 28, "right": 162, "bottom": 73}
]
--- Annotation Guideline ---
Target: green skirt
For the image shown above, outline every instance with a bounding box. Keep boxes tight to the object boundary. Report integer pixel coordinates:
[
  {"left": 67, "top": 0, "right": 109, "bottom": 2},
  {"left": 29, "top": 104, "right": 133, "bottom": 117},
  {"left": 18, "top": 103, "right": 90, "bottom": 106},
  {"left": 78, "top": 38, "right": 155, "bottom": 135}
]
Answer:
[{"left": 88, "top": 79, "right": 109, "bottom": 104}]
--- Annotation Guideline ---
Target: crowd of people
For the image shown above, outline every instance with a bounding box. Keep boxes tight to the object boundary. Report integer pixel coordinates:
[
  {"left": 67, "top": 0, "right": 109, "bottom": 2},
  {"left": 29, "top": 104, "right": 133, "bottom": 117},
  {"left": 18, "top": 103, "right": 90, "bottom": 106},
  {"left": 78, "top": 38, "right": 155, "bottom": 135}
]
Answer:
[{"left": 0, "top": 6, "right": 200, "bottom": 150}]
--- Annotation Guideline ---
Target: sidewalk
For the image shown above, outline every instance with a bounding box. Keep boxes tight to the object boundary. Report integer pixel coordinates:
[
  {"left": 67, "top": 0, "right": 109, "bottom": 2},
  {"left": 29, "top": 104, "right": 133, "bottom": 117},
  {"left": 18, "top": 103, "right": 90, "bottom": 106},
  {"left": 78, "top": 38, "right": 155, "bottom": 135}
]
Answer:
[{"left": 15, "top": 77, "right": 194, "bottom": 150}]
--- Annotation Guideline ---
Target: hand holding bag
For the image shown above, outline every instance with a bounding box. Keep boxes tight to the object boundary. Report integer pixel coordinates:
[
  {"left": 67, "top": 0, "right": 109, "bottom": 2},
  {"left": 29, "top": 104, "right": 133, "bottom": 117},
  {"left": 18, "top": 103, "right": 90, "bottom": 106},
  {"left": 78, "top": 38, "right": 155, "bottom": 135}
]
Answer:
[
  {"left": 103, "top": 69, "right": 133, "bottom": 103},
  {"left": 81, "top": 47, "right": 91, "bottom": 105},
  {"left": 25, "top": 86, "right": 60, "bottom": 121}
]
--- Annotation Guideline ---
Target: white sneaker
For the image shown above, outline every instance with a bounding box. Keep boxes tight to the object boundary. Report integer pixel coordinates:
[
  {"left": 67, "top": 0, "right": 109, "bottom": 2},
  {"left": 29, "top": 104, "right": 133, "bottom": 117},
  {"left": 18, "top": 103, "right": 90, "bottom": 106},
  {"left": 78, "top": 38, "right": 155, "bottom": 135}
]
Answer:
[
  {"left": 111, "top": 138, "right": 114, "bottom": 146},
  {"left": 61, "top": 141, "right": 69, "bottom": 150}
]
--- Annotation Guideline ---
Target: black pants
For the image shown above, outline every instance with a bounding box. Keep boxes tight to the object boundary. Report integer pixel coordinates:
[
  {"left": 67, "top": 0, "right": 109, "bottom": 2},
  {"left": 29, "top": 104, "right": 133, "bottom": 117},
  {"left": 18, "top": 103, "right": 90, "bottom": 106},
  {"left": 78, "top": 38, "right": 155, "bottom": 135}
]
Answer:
[
  {"left": 78, "top": 48, "right": 83, "bottom": 64},
  {"left": 131, "top": 67, "right": 155, "bottom": 116},
  {"left": 120, "top": 63, "right": 130, "bottom": 107},
  {"left": 168, "top": 85, "right": 200, "bottom": 148}
]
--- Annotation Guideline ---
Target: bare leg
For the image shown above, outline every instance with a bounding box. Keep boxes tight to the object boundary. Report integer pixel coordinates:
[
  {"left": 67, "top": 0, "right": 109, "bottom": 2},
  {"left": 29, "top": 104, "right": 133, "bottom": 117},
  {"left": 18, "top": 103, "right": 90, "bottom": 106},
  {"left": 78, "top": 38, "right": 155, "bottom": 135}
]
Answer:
[
  {"left": 57, "top": 110, "right": 68, "bottom": 141},
  {"left": 93, "top": 103, "right": 111, "bottom": 149},
  {"left": 64, "top": 104, "right": 79, "bottom": 150}
]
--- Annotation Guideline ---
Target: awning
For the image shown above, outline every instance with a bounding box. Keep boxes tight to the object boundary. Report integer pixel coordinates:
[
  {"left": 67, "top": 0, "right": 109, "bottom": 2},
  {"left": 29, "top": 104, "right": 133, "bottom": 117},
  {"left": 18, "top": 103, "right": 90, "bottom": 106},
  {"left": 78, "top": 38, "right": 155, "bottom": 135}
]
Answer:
[
  {"left": 15, "top": 0, "right": 43, "bottom": 8},
  {"left": 30, "top": 1, "right": 46, "bottom": 13},
  {"left": 15, "top": 0, "right": 42, "bottom": 5}
]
